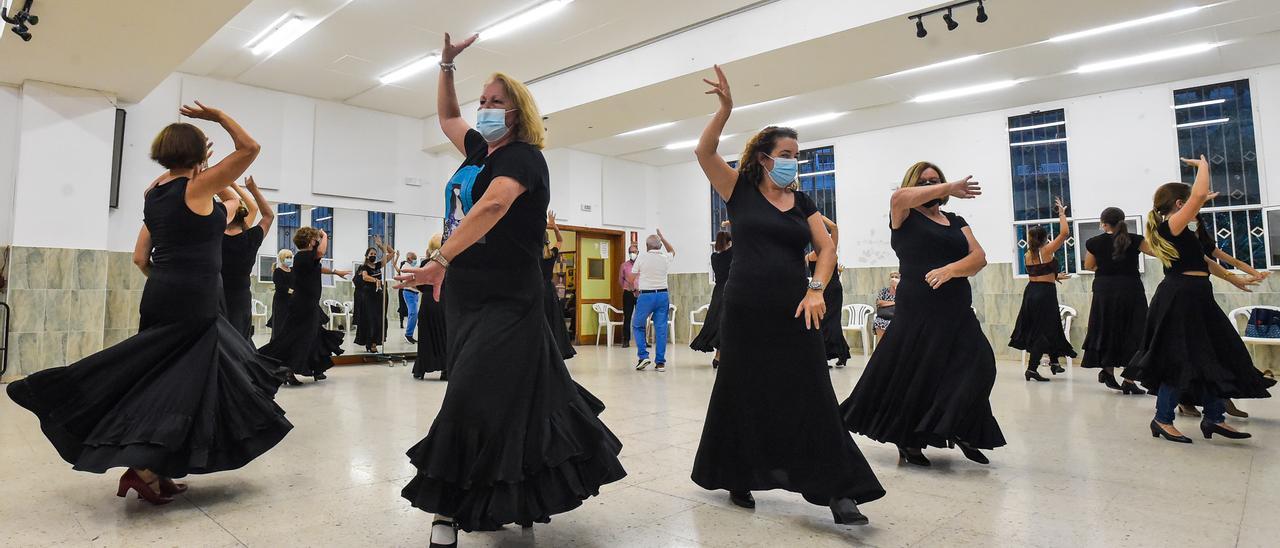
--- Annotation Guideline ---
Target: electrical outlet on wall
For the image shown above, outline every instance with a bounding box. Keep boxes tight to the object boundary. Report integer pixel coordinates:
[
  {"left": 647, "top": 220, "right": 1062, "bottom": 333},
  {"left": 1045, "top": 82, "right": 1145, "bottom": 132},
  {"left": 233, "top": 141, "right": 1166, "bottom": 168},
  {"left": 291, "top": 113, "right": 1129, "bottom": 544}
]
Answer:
[{"left": 580, "top": 204, "right": 592, "bottom": 212}]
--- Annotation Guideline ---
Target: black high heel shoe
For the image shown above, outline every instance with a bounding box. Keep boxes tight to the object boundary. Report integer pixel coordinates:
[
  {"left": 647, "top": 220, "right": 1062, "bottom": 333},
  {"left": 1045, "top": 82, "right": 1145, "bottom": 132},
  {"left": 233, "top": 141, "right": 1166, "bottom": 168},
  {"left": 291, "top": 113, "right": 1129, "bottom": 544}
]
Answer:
[
  {"left": 1200, "top": 420, "right": 1252, "bottom": 440},
  {"left": 1025, "top": 369, "right": 1050, "bottom": 382},
  {"left": 1150, "top": 420, "right": 1192, "bottom": 444},
  {"left": 1049, "top": 363, "right": 1065, "bottom": 375},
  {"left": 829, "top": 497, "right": 869, "bottom": 525},
  {"left": 897, "top": 445, "right": 931, "bottom": 467},
  {"left": 729, "top": 490, "right": 755, "bottom": 509},
  {"left": 1099, "top": 371, "right": 1122, "bottom": 390},
  {"left": 428, "top": 519, "right": 459, "bottom": 548},
  {"left": 1120, "top": 381, "right": 1145, "bottom": 395},
  {"left": 954, "top": 439, "right": 989, "bottom": 465},
  {"left": 285, "top": 373, "right": 303, "bottom": 386}
]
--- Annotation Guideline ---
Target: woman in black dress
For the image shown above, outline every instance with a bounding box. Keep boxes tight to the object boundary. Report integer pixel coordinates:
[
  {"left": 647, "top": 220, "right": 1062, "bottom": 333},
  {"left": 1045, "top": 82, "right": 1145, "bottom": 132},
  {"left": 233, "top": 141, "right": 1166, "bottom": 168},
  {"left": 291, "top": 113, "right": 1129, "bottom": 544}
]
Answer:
[
  {"left": 6, "top": 104, "right": 291, "bottom": 504},
  {"left": 690, "top": 229, "right": 732, "bottom": 368},
  {"left": 268, "top": 248, "right": 294, "bottom": 342},
  {"left": 1125, "top": 156, "right": 1273, "bottom": 444},
  {"left": 1080, "top": 207, "right": 1147, "bottom": 394},
  {"left": 840, "top": 161, "right": 1004, "bottom": 467},
  {"left": 411, "top": 234, "right": 448, "bottom": 381},
  {"left": 220, "top": 176, "right": 274, "bottom": 339},
  {"left": 806, "top": 216, "right": 851, "bottom": 367},
  {"left": 355, "top": 238, "right": 395, "bottom": 353},
  {"left": 258, "top": 227, "right": 350, "bottom": 385},
  {"left": 543, "top": 211, "right": 576, "bottom": 360},
  {"left": 689, "top": 66, "right": 882, "bottom": 525},
  {"left": 1008, "top": 197, "right": 1077, "bottom": 381},
  {"left": 394, "top": 33, "right": 624, "bottom": 546}
]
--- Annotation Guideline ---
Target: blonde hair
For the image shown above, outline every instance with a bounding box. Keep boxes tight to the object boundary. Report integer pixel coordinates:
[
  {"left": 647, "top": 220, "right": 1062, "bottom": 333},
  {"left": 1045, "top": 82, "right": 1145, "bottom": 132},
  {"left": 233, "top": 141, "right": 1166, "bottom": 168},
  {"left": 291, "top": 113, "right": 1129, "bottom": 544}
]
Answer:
[
  {"left": 900, "top": 161, "right": 949, "bottom": 205},
  {"left": 275, "top": 248, "right": 293, "bottom": 270},
  {"left": 428, "top": 233, "right": 443, "bottom": 253},
  {"left": 488, "top": 72, "right": 545, "bottom": 149},
  {"left": 1146, "top": 182, "right": 1192, "bottom": 268}
]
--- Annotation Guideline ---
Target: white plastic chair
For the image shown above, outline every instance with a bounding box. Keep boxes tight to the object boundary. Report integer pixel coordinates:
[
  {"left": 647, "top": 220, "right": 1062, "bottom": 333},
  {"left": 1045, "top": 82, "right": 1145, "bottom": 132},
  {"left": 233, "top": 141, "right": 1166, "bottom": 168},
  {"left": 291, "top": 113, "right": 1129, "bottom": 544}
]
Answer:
[
  {"left": 592, "top": 303, "right": 625, "bottom": 346},
  {"left": 1020, "top": 305, "right": 1078, "bottom": 368},
  {"left": 323, "top": 299, "right": 350, "bottom": 331},
  {"left": 251, "top": 299, "right": 268, "bottom": 332},
  {"left": 689, "top": 303, "right": 710, "bottom": 340},
  {"left": 342, "top": 300, "right": 355, "bottom": 332},
  {"left": 841, "top": 304, "right": 875, "bottom": 355},
  {"left": 647, "top": 303, "right": 677, "bottom": 344}
]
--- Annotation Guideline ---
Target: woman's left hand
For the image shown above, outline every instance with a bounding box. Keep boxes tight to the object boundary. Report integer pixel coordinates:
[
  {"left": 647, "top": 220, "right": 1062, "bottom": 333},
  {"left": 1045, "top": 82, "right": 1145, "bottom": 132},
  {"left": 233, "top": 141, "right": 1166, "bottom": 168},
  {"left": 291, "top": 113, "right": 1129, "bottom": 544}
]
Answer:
[
  {"left": 924, "top": 265, "right": 957, "bottom": 289},
  {"left": 395, "top": 261, "right": 446, "bottom": 301},
  {"left": 795, "top": 290, "right": 826, "bottom": 330}
]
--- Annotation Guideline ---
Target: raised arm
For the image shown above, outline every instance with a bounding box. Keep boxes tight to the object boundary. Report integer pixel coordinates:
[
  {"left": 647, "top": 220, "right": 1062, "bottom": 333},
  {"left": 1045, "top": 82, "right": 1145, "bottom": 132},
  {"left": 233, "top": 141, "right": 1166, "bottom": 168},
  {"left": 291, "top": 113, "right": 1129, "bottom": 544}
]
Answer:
[
  {"left": 797, "top": 213, "right": 836, "bottom": 329},
  {"left": 315, "top": 229, "right": 330, "bottom": 258},
  {"left": 231, "top": 182, "right": 257, "bottom": 227},
  {"left": 132, "top": 225, "right": 153, "bottom": 277},
  {"left": 656, "top": 228, "right": 675, "bottom": 256},
  {"left": 1042, "top": 197, "right": 1071, "bottom": 255},
  {"left": 695, "top": 65, "right": 741, "bottom": 202},
  {"left": 216, "top": 186, "right": 241, "bottom": 226},
  {"left": 438, "top": 33, "right": 479, "bottom": 154},
  {"left": 889, "top": 177, "right": 981, "bottom": 228},
  {"left": 179, "top": 102, "right": 260, "bottom": 202},
  {"left": 244, "top": 176, "right": 274, "bottom": 232},
  {"left": 1168, "top": 155, "right": 1213, "bottom": 235},
  {"left": 548, "top": 211, "right": 563, "bottom": 247}
]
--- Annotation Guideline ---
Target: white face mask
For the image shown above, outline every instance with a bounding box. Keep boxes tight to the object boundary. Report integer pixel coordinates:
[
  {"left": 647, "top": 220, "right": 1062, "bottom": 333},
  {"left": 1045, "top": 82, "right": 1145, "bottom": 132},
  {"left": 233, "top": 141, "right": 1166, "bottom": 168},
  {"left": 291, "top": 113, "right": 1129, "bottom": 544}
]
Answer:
[{"left": 1188, "top": 220, "right": 1199, "bottom": 232}]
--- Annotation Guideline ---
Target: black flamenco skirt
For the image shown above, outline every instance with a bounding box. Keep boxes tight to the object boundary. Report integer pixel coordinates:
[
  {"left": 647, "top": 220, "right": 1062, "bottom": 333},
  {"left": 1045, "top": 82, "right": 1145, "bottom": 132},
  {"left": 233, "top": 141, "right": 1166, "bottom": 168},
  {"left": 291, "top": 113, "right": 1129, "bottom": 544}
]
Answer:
[
  {"left": 6, "top": 310, "right": 291, "bottom": 478},
  {"left": 1081, "top": 276, "right": 1147, "bottom": 369},
  {"left": 354, "top": 289, "right": 387, "bottom": 346},
  {"left": 692, "top": 281, "right": 885, "bottom": 506},
  {"left": 223, "top": 285, "right": 254, "bottom": 340},
  {"left": 689, "top": 283, "right": 726, "bottom": 353},
  {"left": 267, "top": 292, "right": 290, "bottom": 341},
  {"left": 258, "top": 303, "right": 344, "bottom": 377},
  {"left": 819, "top": 279, "right": 852, "bottom": 362},
  {"left": 1008, "top": 281, "right": 1077, "bottom": 360},
  {"left": 1122, "top": 274, "right": 1274, "bottom": 400},
  {"left": 412, "top": 289, "right": 448, "bottom": 377},
  {"left": 543, "top": 279, "right": 576, "bottom": 360},
  {"left": 401, "top": 264, "right": 625, "bottom": 532}
]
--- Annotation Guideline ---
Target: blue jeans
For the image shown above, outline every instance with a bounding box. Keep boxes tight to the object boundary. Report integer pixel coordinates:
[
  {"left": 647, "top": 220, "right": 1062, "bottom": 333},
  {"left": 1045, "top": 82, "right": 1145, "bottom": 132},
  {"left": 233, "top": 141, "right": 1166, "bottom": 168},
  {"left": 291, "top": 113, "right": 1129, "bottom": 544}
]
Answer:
[
  {"left": 1155, "top": 384, "right": 1225, "bottom": 424},
  {"left": 633, "top": 291, "right": 669, "bottom": 364},
  {"left": 404, "top": 290, "right": 420, "bottom": 338}
]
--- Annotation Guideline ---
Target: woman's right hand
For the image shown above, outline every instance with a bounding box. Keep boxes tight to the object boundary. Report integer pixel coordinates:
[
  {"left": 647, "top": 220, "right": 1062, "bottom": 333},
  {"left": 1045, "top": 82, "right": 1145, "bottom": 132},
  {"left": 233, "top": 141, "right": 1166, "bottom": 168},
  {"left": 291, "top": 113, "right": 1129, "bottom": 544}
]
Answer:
[
  {"left": 1180, "top": 155, "right": 1209, "bottom": 171},
  {"left": 947, "top": 176, "right": 982, "bottom": 200},
  {"left": 442, "top": 32, "right": 478, "bottom": 63},
  {"left": 1228, "top": 274, "right": 1259, "bottom": 293},
  {"left": 702, "top": 65, "right": 733, "bottom": 111},
  {"left": 179, "top": 100, "right": 225, "bottom": 123}
]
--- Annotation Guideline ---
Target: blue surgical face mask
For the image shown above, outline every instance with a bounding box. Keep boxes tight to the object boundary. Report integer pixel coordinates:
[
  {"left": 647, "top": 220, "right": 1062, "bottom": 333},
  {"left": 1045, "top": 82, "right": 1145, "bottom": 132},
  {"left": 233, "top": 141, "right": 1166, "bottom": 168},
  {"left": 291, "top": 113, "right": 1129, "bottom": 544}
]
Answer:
[
  {"left": 476, "top": 108, "right": 511, "bottom": 143},
  {"left": 283, "top": 258, "right": 294, "bottom": 268},
  {"left": 767, "top": 156, "right": 798, "bottom": 188}
]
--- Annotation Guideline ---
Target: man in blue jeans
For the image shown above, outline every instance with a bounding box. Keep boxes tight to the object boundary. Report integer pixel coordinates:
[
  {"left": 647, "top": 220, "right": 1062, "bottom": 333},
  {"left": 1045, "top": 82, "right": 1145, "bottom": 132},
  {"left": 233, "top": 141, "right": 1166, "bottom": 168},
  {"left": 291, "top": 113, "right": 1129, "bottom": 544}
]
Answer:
[
  {"left": 397, "top": 252, "right": 421, "bottom": 344},
  {"left": 628, "top": 229, "right": 675, "bottom": 372}
]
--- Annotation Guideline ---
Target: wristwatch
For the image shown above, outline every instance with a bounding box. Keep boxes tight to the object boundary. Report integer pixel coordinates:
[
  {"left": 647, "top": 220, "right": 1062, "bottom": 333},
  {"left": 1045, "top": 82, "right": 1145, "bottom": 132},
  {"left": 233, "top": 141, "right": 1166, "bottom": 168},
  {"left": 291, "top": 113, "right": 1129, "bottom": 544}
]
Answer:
[
  {"left": 429, "top": 249, "right": 450, "bottom": 269},
  {"left": 808, "top": 280, "right": 824, "bottom": 291}
]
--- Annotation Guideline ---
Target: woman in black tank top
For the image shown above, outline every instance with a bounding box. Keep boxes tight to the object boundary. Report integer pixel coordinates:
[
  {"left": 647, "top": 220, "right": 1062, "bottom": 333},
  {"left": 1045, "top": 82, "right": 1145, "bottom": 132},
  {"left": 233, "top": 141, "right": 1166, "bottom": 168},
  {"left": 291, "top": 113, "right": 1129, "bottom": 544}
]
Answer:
[
  {"left": 1080, "top": 207, "right": 1148, "bottom": 395},
  {"left": 1008, "top": 197, "right": 1077, "bottom": 381},
  {"left": 220, "top": 177, "right": 274, "bottom": 340}
]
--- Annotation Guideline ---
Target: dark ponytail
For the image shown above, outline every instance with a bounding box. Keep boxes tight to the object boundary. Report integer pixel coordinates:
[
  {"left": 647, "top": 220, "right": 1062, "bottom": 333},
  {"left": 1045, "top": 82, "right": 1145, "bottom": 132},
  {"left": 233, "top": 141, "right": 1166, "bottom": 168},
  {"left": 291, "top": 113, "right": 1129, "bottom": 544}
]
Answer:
[
  {"left": 1100, "top": 206, "right": 1130, "bottom": 260},
  {"left": 1027, "top": 225, "right": 1048, "bottom": 261},
  {"left": 738, "top": 126, "right": 799, "bottom": 187}
]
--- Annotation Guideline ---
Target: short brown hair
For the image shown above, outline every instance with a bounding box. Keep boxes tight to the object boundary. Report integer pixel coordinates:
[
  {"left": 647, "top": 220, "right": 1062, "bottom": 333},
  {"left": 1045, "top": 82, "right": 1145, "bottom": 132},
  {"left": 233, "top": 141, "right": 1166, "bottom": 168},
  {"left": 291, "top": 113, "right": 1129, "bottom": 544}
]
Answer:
[
  {"left": 293, "top": 227, "right": 323, "bottom": 250},
  {"left": 150, "top": 123, "right": 207, "bottom": 170}
]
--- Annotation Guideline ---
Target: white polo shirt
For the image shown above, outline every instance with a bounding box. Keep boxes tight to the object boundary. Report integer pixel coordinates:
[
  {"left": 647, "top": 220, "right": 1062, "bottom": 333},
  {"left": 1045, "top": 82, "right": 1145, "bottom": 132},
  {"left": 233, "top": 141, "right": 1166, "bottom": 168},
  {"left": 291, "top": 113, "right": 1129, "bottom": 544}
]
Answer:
[{"left": 630, "top": 250, "right": 672, "bottom": 291}]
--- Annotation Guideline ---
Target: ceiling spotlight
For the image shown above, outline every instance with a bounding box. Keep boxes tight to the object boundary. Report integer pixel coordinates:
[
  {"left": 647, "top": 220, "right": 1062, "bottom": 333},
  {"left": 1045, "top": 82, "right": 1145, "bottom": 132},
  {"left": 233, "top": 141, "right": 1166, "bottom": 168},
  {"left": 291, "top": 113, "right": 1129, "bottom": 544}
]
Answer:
[
  {"left": 2, "top": 0, "right": 38, "bottom": 43},
  {"left": 915, "top": 17, "right": 927, "bottom": 38},
  {"left": 976, "top": 1, "right": 988, "bottom": 23},
  {"left": 943, "top": 9, "right": 959, "bottom": 31},
  {"left": 11, "top": 24, "right": 30, "bottom": 41}
]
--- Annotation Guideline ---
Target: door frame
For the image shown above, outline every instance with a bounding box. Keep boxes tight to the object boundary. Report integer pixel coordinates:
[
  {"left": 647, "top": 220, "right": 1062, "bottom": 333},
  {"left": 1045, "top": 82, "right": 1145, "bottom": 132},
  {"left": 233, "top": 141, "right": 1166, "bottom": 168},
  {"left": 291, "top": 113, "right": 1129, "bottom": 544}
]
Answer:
[{"left": 557, "top": 224, "right": 625, "bottom": 345}]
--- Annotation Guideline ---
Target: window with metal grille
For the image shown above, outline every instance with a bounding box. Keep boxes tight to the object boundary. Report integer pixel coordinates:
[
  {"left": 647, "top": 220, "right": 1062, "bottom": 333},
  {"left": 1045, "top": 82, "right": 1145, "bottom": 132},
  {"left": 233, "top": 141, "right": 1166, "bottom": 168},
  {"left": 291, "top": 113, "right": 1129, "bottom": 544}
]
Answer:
[
  {"left": 310, "top": 206, "right": 334, "bottom": 259},
  {"left": 276, "top": 203, "right": 301, "bottom": 253},
  {"left": 368, "top": 211, "right": 396, "bottom": 250},
  {"left": 709, "top": 145, "right": 836, "bottom": 241},
  {"left": 1174, "top": 78, "right": 1265, "bottom": 269},
  {"left": 1009, "top": 109, "right": 1075, "bottom": 275}
]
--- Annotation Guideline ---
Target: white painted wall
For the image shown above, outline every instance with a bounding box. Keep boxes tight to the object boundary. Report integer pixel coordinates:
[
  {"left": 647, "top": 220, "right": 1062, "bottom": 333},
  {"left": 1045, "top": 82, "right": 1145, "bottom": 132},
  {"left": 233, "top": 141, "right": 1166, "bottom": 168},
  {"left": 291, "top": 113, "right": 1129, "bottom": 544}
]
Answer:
[
  {"left": 10, "top": 82, "right": 117, "bottom": 250},
  {"left": 0, "top": 84, "right": 20, "bottom": 247},
  {"left": 542, "top": 149, "right": 657, "bottom": 232},
  {"left": 649, "top": 64, "right": 1280, "bottom": 273}
]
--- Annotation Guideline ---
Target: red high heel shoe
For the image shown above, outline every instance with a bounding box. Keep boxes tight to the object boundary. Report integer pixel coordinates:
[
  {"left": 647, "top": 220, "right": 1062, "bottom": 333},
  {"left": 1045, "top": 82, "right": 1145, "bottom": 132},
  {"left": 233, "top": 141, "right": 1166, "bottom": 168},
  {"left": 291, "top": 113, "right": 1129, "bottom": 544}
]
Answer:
[
  {"left": 159, "top": 477, "right": 188, "bottom": 496},
  {"left": 116, "top": 469, "right": 174, "bottom": 505}
]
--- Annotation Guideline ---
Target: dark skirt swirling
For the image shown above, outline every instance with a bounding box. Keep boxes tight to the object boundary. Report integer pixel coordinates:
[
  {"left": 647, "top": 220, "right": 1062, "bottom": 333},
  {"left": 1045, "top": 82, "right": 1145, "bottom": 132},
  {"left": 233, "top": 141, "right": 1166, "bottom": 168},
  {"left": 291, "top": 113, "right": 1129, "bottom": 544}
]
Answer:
[
  {"left": 1122, "top": 274, "right": 1274, "bottom": 400},
  {"left": 689, "top": 282, "right": 726, "bottom": 353},
  {"left": 223, "top": 285, "right": 254, "bottom": 340},
  {"left": 6, "top": 272, "right": 291, "bottom": 478},
  {"left": 258, "top": 303, "right": 344, "bottom": 377},
  {"left": 543, "top": 279, "right": 576, "bottom": 360},
  {"left": 400, "top": 264, "right": 625, "bottom": 532},
  {"left": 1081, "top": 276, "right": 1147, "bottom": 369},
  {"left": 1008, "top": 281, "right": 1077, "bottom": 360},
  {"left": 819, "top": 279, "right": 851, "bottom": 362},
  {"left": 267, "top": 291, "right": 290, "bottom": 341},
  {"left": 841, "top": 279, "right": 1005, "bottom": 451},
  {"left": 412, "top": 289, "right": 448, "bottom": 377},
  {"left": 692, "top": 284, "right": 885, "bottom": 506},
  {"left": 354, "top": 288, "right": 387, "bottom": 346}
]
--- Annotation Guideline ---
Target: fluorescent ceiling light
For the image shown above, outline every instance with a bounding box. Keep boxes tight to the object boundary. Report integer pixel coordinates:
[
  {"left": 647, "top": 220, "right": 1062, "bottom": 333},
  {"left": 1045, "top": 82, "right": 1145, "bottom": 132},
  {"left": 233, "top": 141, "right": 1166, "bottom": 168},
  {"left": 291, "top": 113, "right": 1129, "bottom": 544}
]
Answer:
[
  {"left": 776, "top": 112, "right": 846, "bottom": 128},
  {"left": 1174, "top": 98, "right": 1226, "bottom": 109},
  {"left": 734, "top": 97, "right": 791, "bottom": 111},
  {"left": 479, "top": 0, "right": 574, "bottom": 41},
  {"left": 1075, "top": 42, "right": 1218, "bottom": 74},
  {"left": 1009, "top": 121, "right": 1066, "bottom": 132},
  {"left": 1049, "top": 6, "right": 1204, "bottom": 43},
  {"left": 911, "top": 79, "right": 1020, "bottom": 103},
  {"left": 314, "top": 216, "right": 333, "bottom": 222},
  {"left": 665, "top": 134, "right": 737, "bottom": 150},
  {"left": 380, "top": 54, "right": 443, "bottom": 85},
  {"left": 277, "top": 211, "right": 297, "bottom": 216},
  {"left": 1011, "top": 137, "right": 1069, "bottom": 147},
  {"left": 879, "top": 54, "right": 984, "bottom": 79},
  {"left": 246, "top": 15, "right": 312, "bottom": 56},
  {"left": 617, "top": 122, "right": 676, "bottom": 137},
  {"left": 1176, "top": 117, "right": 1229, "bottom": 129}
]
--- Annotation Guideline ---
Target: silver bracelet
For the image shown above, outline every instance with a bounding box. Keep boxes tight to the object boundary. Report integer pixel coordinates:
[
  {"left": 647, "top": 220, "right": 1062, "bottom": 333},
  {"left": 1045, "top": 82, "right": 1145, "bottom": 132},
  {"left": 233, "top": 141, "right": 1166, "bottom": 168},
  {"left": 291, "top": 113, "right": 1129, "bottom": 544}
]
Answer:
[{"left": 439, "top": 62, "right": 456, "bottom": 72}]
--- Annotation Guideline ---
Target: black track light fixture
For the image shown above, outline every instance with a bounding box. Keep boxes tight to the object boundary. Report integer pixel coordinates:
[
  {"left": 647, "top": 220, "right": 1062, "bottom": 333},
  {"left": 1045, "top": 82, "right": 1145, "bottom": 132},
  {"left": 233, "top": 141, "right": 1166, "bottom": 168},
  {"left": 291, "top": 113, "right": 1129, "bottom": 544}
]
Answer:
[
  {"left": 2, "top": 0, "right": 38, "bottom": 43},
  {"left": 943, "top": 9, "right": 959, "bottom": 31},
  {"left": 908, "top": 0, "right": 991, "bottom": 38},
  {"left": 976, "top": 1, "right": 989, "bottom": 23},
  {"left": 915, "top": 17, "right": 927, "bottom": 38}
]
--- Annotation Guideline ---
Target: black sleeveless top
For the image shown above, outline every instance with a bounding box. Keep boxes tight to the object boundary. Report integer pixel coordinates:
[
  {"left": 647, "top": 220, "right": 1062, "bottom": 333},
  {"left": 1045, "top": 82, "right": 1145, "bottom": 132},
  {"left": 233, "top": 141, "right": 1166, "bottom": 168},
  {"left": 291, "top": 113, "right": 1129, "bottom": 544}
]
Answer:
[
  {"left": 541, "top": 248, "right": 560, "bottom": 281},
  {"left": 710, "top": 248, "right": 733, "bottom": 285},
  {"left": 144, "top": 177, "right": 225, "bottom": 278},
  {"left": 1024, "top": 256, "right": 1059, "bottom": 277},
  {"left": 723, "top": 174, "right": 818, "bottom": 302},
  {"left": 1158, "top": 220, "right": 1208, "bottom": 274},
  {"left": 1085, "top": 232, "right": 1145, "bottom": 276},
  {"left": 221, "top": 226, "right": 264, "bottom": 290}
]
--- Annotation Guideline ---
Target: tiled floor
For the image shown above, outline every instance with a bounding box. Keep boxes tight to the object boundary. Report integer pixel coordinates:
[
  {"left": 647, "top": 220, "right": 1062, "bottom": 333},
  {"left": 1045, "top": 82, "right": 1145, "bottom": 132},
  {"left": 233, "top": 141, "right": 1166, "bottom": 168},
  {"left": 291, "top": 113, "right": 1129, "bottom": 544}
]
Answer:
[{"left": 3, "top": 343, "right": 1278, "bottom": 547}]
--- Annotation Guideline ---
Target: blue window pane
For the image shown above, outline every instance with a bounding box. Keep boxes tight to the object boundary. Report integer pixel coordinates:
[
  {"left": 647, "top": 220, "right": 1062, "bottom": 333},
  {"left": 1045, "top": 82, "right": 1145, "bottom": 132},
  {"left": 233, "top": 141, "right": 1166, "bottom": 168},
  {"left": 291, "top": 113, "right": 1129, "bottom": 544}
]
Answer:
[
  {"left": 277, "top": 203, "right": 301, "bottom": 252},
  {"left": 311, "top": 207, "right": 334, "bottom": 259},
  {"left": 1008, "top": 109, "right": 1070, "bottom": 222}
]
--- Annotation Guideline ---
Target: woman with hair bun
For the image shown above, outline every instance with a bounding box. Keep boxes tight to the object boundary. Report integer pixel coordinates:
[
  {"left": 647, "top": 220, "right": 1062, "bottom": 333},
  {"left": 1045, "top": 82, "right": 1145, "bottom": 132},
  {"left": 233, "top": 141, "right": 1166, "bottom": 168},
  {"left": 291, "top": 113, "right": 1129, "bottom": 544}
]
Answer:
[
  {"left": 1008, "top": 197, "right": 1076, "bottom": 381},
  {"left": 689, "top": 65, "right": 883, "bottom": 525},
  {"left": 1080, "top": 207, "right": 1147, "bottom": 394}
]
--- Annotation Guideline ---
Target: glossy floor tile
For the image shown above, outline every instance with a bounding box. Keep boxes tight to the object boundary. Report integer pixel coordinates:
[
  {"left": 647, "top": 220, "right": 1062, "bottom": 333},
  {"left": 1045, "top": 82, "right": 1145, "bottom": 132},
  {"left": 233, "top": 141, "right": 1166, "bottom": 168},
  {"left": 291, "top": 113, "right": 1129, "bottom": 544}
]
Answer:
[{"left": 3, "top": 343, "right": 1277, "bottom": 547}]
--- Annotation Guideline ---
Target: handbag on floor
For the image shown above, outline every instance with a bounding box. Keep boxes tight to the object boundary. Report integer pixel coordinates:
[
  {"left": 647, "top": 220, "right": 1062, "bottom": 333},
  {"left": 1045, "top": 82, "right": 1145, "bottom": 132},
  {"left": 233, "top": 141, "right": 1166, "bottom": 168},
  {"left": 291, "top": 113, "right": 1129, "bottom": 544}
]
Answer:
[{"left": 1244, "top": 308, "right": 1280, "bottom": 339}]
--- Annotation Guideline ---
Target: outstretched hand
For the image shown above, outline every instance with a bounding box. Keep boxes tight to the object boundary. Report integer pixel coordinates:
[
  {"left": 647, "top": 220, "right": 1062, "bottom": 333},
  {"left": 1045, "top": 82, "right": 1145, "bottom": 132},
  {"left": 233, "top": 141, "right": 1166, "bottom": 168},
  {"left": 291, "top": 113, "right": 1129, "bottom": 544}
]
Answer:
[
  {"left": 702, "top": 65, "right": 733, "bottom": 110},
  {"left": 948, "top": 176, "right": 982, "bottom": 200},
  {"left": 443, "top": 33, "right": 478, "bottom": 63},
  {"left": 394, "top": 261, "right": 446, "bottom": 301},
  {"left": 180, "top": 100, "right": 224, "bottom": 122}
]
